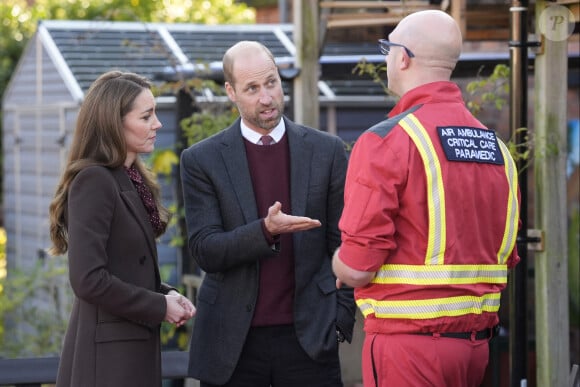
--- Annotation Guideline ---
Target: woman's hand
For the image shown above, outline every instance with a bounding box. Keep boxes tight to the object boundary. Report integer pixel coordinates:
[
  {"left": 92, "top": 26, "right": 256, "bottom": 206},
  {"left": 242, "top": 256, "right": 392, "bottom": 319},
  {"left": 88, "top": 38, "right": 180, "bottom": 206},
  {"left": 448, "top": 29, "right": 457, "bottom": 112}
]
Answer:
[{"left": 164, "top": 291, "right": 196, "bottom": 327}]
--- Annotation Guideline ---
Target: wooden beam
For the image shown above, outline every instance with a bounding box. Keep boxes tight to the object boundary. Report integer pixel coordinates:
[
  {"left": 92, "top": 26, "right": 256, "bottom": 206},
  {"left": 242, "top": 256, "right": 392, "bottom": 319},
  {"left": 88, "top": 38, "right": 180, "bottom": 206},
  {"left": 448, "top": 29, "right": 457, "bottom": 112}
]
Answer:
[
  {"left": 533, "top": 1, "right": 572, "bottom": 386},
  {"left": 319, "top": 0, "right": 513, "bottom": 41},
  {"left": 320, "top": 0, "right": 442, "bottom": 30},
  {"left": 451, "top": 0, "right": 466, "bottom": 38},
  {"left": 465, "top": 29, "right": 510, "bottom": 41},
  {"left": 294, "top": 0, "right": 320, "bottom": 128},
  {"left": 320, "top": 1, "right": 436, "bottom": 9},
  {"left": 561, "top": 0, "right": 579, "bottom": 20},
  {"left": 326, "top": 15, "right": 404, "bottom": 29}
]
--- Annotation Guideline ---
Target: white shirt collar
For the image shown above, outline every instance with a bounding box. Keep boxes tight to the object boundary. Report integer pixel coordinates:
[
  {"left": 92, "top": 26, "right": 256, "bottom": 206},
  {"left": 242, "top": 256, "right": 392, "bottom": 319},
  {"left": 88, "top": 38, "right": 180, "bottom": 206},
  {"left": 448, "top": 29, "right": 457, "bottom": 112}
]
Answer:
[{"left": 240, "top": 118, "right": 286, "bottom": 144}]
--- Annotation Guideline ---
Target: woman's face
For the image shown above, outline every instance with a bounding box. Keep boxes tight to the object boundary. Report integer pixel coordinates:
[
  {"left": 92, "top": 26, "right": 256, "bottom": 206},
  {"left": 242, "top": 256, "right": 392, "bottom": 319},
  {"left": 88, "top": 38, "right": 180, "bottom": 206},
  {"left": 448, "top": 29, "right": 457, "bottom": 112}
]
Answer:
[{"left": 123, "top": 88, "right": 162, "bottom": 166}]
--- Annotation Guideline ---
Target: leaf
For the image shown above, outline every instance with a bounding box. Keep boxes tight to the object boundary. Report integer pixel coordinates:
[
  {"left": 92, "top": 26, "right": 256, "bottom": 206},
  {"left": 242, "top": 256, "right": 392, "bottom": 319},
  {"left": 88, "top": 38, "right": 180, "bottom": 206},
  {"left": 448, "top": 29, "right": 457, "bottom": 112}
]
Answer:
[{"left": 150, "top": 149, "right": 179, "bottom": 175}]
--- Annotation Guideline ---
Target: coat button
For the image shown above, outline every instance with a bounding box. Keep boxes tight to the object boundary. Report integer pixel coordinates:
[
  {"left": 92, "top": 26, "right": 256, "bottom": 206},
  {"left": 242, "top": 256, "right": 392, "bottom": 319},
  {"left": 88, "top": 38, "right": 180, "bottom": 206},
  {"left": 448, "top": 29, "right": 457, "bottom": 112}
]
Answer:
[
  {"left": 246, "top": 304, "right": 253, "bottom": 312},
  {"left": 139, "top": 256, "right": 146, "bottom": 265}
]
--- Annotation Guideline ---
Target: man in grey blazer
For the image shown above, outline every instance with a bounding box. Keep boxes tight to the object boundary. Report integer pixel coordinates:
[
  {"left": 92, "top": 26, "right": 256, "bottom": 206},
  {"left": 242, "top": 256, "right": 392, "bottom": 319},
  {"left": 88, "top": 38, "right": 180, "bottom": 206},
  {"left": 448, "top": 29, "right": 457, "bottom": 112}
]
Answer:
[{"left": 180, "top": 41, "right": 356, "bottom": 387}]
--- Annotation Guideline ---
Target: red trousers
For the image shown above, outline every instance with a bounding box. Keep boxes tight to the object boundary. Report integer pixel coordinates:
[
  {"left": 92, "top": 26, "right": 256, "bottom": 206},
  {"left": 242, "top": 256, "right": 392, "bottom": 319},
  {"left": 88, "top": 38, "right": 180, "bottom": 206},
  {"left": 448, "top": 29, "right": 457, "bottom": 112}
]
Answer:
[{"left": 362, "top": 333, "right": 489, "bottom": 387}]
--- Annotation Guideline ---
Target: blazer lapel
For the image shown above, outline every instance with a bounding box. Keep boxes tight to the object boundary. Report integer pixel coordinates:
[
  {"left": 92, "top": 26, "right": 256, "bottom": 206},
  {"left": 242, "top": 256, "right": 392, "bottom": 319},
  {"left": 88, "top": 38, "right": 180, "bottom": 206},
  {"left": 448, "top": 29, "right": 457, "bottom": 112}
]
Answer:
[
  {"left": 111, "top": 167, "right": 158, "bottom": 260},
  {"left": 286, "top": 119, "right": 313, "bottom": 218},
  {"left": 220, "top": 120, "right": 259, "bottom": 223}
]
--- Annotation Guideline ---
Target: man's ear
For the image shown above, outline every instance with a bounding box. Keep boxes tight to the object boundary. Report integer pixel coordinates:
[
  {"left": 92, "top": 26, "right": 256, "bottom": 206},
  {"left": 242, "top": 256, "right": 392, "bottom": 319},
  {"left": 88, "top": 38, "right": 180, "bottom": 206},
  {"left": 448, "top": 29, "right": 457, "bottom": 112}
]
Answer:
[
  {"left": 225, "top": 82, "right": 236, "bottom": 102},
  {"left": 399, "top": 52, "right": 412, "bottom": 70}
]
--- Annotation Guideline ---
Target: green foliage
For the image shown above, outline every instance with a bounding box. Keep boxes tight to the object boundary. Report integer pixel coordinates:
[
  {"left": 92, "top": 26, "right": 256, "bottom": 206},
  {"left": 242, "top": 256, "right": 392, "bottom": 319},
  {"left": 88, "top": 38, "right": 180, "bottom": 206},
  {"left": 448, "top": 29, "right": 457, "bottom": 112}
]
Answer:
[
  {"left": 465, "top": 64, "right": 510, "bottom": 116},
  {"left": 0, "top": 255, "right": 73, "bottom": 358},
  {"left": 156, "top": 76, "right": 240, "bottom": 149},
  {"left": 180, "top": 106, "right": 239, "bottom": 146},
  {"left": 243, "top": 0, "right": 278, "bottom": 7},
  {"left": 351, "top": 58, "right": 390, "bottom": 96},
  {"left": 506, "top": 127, "right": 534, "bottom": 171},
  {"left": 160, "top": 321, "right": 191, "bottom": 350},
  {"left": 0, "top": 0, "right": 36, "bottom": 105},
  {"left": 150, "top": 148, "right": 180, "bottom": 176},
  {"left": 0, "top": 253, "right": 194, "bottom": 355},
  {"left": 464, "top": 64, "right": 536, "bottom": 172},
  {"left": 154, "top": 0, "right": 256, "bottom": 24},
  {"left": 166, "top": 203, "right": 186, "bottom": 248}
]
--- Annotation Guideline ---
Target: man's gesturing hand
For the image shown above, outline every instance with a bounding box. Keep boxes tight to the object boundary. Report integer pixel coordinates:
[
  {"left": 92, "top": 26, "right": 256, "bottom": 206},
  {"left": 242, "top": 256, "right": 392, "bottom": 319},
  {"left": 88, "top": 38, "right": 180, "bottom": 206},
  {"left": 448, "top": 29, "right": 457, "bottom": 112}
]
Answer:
[{"left": 264, "top": 201, "right": 321, "bottom": 235}]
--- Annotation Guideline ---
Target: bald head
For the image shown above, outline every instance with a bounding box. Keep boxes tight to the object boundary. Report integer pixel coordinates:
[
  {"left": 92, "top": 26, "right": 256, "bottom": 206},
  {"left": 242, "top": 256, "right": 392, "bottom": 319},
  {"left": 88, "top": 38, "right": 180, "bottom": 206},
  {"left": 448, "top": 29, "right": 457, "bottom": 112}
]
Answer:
[
  {"left": 223, "top": 41, "right": 276, "bottom": 87},
  {"left": 391, "top": 10, "right": 462, "bottom": 74}
]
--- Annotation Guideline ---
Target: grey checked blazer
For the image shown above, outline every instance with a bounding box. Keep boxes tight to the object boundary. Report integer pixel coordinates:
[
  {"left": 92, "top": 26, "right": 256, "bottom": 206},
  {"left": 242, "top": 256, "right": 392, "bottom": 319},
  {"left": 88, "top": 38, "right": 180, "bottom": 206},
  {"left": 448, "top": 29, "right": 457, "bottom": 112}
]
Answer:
[{"left": 180, "top": 117, "right": 356, "bottom": 385}]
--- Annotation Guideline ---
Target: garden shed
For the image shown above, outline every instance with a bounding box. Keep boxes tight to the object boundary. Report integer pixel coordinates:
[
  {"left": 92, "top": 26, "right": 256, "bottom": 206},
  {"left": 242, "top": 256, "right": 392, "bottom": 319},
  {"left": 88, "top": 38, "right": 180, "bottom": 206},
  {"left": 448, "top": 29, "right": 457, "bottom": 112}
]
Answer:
[{"left": 2, "top": 20, "right": 406, "bottom": 282}]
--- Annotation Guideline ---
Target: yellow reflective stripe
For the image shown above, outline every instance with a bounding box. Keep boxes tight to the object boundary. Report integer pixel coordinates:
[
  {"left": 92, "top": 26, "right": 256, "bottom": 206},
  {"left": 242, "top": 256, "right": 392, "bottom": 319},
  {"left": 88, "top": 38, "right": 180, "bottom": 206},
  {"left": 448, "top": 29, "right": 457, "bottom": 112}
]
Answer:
[
  {"left": 371, "top": 264, "right": 508, "bottom": 285},
  {"left": 399, "top": 114, "right": 446, "bottom": 265},
  {"left": 497, "top": 140, "right": 519, "bottom": 264},
  {"left": 356, "top": 293, "right": 501, "bottom": 319}
]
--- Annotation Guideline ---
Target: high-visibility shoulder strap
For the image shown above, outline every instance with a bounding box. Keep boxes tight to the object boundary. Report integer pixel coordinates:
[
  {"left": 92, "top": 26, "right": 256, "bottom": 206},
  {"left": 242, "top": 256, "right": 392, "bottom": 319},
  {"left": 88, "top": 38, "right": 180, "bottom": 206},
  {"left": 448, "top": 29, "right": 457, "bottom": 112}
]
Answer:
[
  {"left": 399, "top": 114, "right": 446, "bottom": 265},
  {"left": 496, "top": 140, "right": 519, "bottom": 264}
]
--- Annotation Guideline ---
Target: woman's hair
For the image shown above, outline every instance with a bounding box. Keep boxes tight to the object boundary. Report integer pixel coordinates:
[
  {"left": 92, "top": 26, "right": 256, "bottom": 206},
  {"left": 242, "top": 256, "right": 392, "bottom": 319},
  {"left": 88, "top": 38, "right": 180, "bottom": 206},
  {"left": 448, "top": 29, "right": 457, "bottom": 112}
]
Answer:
[{"left": 48, "top": 70, "right": 169, "bottom": 255}]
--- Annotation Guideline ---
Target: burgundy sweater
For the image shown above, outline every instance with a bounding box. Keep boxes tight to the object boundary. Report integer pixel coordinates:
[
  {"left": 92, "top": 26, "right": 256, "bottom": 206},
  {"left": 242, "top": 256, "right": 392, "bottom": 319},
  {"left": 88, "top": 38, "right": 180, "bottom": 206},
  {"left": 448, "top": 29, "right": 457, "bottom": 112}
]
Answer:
[{"left": 244, "top": 134, "right": 295, "bottom": 326}]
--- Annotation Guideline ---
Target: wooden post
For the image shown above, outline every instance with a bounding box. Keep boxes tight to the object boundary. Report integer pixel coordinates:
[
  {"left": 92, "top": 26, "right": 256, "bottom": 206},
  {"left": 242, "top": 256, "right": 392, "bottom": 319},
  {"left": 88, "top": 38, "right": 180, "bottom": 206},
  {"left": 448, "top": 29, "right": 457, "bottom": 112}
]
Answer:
[
  {"left": 293, "top": 0, "right": 320, "bottom": 128},
  {"left": 508, "top": 2, "right": 530, "bottom": 383},
  {"left": 533, "top": 1, "right": 571, "bottom": 386},
  {"left": 450, "top": 0, "right": 466, "bottom": 38}
]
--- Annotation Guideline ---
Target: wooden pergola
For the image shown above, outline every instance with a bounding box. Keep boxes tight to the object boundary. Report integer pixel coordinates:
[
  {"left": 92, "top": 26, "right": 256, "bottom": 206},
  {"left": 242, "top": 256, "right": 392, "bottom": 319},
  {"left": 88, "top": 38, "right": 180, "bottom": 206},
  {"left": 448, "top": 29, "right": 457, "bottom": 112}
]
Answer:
[{"left": 319, "top": 0, "right": 512, "bottom": 40}]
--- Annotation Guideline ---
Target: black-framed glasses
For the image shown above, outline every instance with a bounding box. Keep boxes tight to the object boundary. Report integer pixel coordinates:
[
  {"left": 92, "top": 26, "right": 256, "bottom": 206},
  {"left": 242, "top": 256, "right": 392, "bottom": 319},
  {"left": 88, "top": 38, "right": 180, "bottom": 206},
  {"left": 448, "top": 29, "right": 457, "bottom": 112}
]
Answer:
[{"left": 378, "top": 39, "right": 415, "bottom": 58}]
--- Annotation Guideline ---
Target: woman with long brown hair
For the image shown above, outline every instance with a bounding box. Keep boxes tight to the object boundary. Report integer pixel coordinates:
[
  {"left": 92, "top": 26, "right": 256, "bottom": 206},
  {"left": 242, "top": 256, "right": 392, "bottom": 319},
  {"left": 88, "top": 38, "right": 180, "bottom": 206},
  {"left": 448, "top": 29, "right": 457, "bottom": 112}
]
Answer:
[{"left": 49, "top": 70, "right": 195, "bottom": 387}]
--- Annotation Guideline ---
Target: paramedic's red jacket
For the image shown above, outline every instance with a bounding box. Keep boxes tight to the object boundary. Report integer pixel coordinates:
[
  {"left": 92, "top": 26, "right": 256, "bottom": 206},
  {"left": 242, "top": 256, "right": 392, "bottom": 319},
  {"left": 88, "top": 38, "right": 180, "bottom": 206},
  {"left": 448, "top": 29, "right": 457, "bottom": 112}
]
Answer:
[{"left": 339, "top": 81, "right": 521, "bottom": 336}]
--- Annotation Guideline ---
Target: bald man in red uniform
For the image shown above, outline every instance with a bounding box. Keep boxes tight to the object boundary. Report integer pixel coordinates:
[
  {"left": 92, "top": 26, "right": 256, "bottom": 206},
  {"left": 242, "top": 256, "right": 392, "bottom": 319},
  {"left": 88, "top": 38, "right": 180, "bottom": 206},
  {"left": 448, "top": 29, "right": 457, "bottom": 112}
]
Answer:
[{"left": 332, "top": 10, "right": 521, "bottom": 387}]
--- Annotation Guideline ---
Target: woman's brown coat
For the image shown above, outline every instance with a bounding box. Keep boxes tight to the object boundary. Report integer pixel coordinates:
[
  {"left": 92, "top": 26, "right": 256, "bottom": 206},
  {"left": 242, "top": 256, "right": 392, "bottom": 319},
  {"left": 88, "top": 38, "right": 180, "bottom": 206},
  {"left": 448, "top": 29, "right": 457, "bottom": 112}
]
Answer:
[{"left": 56, "top": 166, "right": 172, "bottom": 387}]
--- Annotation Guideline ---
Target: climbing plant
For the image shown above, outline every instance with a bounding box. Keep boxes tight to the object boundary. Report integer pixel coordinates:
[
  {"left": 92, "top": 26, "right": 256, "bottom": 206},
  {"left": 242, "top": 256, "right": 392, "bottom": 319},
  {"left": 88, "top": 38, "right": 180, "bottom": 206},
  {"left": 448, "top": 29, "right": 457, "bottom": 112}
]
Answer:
[{"left": 0, "top": 255, "right": 72, "bottom": 357}]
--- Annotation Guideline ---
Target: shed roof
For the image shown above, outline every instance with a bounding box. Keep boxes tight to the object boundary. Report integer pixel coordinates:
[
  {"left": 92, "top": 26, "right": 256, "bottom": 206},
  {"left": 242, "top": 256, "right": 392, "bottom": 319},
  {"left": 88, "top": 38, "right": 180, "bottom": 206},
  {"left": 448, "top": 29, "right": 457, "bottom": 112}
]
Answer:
[
  {"left": 27, "top": 19, "right": 518, "bottom": 107},
  {"left": 36, "top": 20, "right": 384, "bottom": 102}
]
